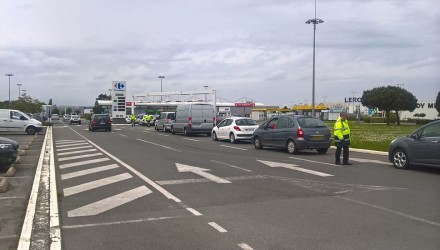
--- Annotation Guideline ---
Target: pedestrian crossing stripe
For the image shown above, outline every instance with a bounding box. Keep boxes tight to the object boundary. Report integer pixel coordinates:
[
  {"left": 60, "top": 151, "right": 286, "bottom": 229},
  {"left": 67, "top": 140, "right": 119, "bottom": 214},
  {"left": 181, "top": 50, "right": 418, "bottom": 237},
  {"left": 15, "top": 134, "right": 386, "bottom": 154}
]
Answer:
[
  {"left": 67, "top": 186, "right": 152, "bottom": 217},
  {"left": 64, "top": 173, "right": 132, "bottom": 196}
]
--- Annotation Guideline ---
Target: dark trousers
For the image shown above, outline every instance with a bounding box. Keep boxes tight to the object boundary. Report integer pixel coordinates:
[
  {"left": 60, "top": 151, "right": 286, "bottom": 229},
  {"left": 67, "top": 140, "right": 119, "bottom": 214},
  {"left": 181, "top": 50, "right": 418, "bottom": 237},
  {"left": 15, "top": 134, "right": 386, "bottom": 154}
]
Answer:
[{"left": 335, "top": 145, "right": 349, "bottom": 163}]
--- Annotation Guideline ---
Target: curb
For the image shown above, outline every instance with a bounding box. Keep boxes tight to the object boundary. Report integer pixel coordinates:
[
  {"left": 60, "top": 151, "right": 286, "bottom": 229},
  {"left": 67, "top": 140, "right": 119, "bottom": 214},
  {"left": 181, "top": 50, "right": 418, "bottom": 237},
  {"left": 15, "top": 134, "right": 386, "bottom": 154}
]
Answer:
[{"left": 330, "top": 146, "right": 388, "bottom": 156}]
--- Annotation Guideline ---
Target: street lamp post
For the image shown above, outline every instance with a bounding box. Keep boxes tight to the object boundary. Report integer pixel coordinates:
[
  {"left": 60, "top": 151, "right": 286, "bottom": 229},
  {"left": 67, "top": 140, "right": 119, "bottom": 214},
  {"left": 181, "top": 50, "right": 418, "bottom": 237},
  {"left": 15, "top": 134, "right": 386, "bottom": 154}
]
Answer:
[
  {"left": 204, "top": 85, "right": 209, "bottom": 102},
  {"left": 17, "top": 84, "right": 22, "bottom": 99},
  {"left": 5, "top": 74, "right": 14, "bottom": 107},
  {"left": 350, "top": 91, "right": 357, "bottom": 114},
  {"left": 305, "top": 0, "right": 324, "bottom": 118},
  {"left": 158, "top": 75, "right": 165, "bottom": 102}
]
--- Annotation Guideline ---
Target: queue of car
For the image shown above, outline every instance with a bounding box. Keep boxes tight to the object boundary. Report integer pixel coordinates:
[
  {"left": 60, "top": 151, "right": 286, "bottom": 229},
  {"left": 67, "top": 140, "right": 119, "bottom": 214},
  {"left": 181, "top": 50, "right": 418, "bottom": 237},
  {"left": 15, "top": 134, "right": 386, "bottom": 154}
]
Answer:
[{"left": 6, "top": 106, "right": 436, "bottom": 171}]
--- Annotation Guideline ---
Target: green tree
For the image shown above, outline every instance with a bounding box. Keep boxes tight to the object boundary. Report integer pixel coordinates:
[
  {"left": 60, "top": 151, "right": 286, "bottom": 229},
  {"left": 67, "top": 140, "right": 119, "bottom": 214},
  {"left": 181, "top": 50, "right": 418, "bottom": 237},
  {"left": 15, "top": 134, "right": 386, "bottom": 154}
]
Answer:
[
  {"left": 52, "top": 107, "right": 60, "bottom": 114},
  {"left": 93, "top": 93, "right": 110, "bottom": 114},
  {"left": 6, "top": 95, "right": 45, "bottom": 114},
  {"left": 435, "top": 91, "right": 440, "bottom": 117},
  {"left": 66, "top": 107, "right": 72, "bottom": 115},
  {"left": 362, "top": 85, "right": 418, "bottom": 125}
]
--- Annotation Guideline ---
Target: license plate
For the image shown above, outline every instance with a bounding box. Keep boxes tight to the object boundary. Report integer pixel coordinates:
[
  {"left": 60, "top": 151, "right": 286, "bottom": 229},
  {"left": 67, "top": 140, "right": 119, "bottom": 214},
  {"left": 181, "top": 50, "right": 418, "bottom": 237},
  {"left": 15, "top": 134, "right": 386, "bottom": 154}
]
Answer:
[
  {"left": 311, "top": 135, "right": 324, "bottom": 140},
  {"left": 245, "top": 128, "right": 254, "bottom": 131}
]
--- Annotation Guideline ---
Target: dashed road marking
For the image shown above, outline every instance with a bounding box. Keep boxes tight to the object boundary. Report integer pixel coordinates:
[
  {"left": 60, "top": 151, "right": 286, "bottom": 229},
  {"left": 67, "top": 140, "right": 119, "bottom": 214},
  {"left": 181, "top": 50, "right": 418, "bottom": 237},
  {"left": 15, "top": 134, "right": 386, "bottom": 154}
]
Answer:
[
  {"left": 208, "top": 222, "right": 228, "bottom": 233},
  {"left": 58, "top": 153, "right": 103, "bottom": 162},
  {"left": 61, "top": 164, "right": 119, "bottom": 180},
  {"left": 64, "top": 173, "right": 132, "bottom": 197}
]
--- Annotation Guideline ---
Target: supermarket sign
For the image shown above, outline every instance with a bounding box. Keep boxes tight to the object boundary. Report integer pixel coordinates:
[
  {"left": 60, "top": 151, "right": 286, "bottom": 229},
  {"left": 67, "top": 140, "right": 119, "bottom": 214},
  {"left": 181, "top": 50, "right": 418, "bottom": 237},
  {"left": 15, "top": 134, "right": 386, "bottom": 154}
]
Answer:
[{"left": 235, "top": 102, "right": 255, "bottom": 107}]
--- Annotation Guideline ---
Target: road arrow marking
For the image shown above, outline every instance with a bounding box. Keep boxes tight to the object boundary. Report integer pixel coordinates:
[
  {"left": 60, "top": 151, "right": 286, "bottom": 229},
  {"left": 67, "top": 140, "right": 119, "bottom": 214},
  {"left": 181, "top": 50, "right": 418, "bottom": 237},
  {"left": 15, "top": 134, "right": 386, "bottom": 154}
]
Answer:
[
  {"left": 176, "top": 163, "right": 231, "bottom": 183},
  {"left": 258, "top": 160, "right": 334, "bottom": 177}
]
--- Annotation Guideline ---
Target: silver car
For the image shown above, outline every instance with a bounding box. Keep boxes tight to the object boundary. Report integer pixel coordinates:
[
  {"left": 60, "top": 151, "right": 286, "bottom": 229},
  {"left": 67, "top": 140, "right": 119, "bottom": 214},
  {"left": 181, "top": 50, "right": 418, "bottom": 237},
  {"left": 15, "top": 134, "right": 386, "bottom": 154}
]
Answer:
[{"left": 389, "top": 120, "right": 440, "bottom": 169}]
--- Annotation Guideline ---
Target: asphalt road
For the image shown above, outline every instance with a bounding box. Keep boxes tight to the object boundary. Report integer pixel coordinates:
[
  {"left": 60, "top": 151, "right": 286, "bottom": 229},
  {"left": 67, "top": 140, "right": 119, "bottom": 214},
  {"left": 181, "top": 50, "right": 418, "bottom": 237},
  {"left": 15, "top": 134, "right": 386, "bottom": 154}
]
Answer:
[{"left": 51, "top": 122, "right": 440, "bottom": 250}]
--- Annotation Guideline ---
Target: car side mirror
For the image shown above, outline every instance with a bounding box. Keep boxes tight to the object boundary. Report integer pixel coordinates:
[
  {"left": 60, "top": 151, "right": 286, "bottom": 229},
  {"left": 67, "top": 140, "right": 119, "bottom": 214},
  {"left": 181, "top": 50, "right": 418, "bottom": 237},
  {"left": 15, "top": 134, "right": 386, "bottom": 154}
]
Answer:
[{"left": 411, "top": 134, "right": 419, "bottom": 140}]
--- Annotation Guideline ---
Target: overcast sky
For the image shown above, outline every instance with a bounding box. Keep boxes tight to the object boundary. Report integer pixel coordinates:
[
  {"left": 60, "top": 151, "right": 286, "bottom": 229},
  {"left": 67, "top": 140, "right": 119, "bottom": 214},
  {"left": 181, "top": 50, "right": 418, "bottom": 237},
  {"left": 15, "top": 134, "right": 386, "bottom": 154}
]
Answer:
[{"left": 1, "top": 0, "right": 439, "bottom": 107}]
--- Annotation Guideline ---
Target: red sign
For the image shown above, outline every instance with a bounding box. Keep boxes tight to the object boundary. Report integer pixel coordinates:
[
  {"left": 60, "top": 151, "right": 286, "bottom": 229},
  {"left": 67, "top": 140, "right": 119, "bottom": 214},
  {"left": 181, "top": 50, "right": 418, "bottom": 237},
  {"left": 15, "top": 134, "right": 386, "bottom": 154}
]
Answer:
[
  {"left": 126, "top": 102, "right": 132, "bottom": 106},
  {"left": 235, "top": 103, "right": 255, "bottom": 107}
]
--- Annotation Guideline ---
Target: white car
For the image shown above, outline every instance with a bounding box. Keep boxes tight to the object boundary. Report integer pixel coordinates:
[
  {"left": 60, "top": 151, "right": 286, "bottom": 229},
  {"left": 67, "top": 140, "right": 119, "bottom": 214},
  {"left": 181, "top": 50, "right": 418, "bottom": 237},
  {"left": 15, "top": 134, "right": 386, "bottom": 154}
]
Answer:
[
  {"left": 211, "top": 117, "right": 259, "bottom": 143},
  {"left": 51, "top": 114, "right": 59, "bottom": 120}
]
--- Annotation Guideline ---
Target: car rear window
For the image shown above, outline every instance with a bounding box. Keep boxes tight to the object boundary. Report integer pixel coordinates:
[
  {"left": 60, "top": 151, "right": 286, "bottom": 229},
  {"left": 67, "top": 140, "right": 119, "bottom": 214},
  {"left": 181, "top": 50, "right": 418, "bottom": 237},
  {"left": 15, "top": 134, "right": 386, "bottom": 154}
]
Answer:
[
  {"left": 167, "top": 113, "right": 175, "bottom": 120},
  {"left": 235, "top": 119, "right": 257, "bottom": 126},
  {"left": 297, "top": 117, "right": 327, "bottom": 128}
]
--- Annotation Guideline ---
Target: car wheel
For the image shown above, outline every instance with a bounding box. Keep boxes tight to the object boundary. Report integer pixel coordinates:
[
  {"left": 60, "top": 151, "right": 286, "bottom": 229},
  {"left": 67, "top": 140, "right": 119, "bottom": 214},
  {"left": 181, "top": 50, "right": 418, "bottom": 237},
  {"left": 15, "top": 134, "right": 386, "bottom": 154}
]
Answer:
[
  {"left": 184, "top": 128, "right": 189, "bottom": 136},
  {"left": 229, "top": 133, "right": 236, "bottom": 144},
  {"left": 253, "top": 137, "right": 263, "bottom": 149},
  {"left": 26, "top": 126, "right": 36, "bottom": 135},
  {"left": 392, "top": 148, "right": 409, "bottom": 169},
  {"left": 317, "top": 148, "right": 328, "bottom": 154},
  {"left": 108, "top": 128, "right": 112, "bottom": 132},
  {"left": 88, "top": 126, "right": 91, "bottom": 131},
  {"left": 171, "top": 126, "right": 175, "bottom": 134},
  {"left": 287, "top": 140, "right": 297, "bottom": 154},
  {"left": 212, "top": 132, "right": 218, "bottom": 141},
  {"left": 163, "top": 125, "right": 166, "bottom": 133}
]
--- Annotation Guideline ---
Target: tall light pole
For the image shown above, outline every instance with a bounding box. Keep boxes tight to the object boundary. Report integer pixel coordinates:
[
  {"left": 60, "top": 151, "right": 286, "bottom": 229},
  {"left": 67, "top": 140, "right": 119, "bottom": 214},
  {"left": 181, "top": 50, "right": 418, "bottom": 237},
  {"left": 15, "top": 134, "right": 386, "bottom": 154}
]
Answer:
[
  {"left": 17, "top": 84, "right": 22, "bottom": 99},
  {"left": 305, "top": 0, "right": 324, "bottom": 118},
  {"left": 158, "top": 75, "right": 165, "bottom": 102},
  {"left": 204, "top": 85, "right": 209, "bottom": 102},
  {"left": 350, "top": 91, "right": 357, "bottom": 114},
  {"left": 5, "top": 74, "right": 14, "bottom": 107}
]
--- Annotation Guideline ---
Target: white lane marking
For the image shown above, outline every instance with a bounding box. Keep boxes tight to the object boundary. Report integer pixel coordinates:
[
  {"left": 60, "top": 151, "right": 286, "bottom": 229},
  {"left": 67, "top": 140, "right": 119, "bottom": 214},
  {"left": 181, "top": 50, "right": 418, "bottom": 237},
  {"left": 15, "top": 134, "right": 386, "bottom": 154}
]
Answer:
[
  {"left": 57, "top": 145, "right": 93, "bottom": 152},
  {"left": 176, "top": 163, "right": 231, "bottom": 184},
  {"left": 220, "top": 145, "right": 248, "bottom": 151},
  {"left": 157, "top": 134, "right": 170, "bottom": 137},
  {"left": 186, "top": 208, "right": 203, "bottom": 216},
  {"left": 289, "top": 157, "right": 343, "bottom": 167},
  {"left": 259, "top": 160, "right": 334, "bottom": 177},
  {"left": 49, "top": 128, "right": 62, "bottom": 249},
  {"left": 68, "top": 186, "right": 152, "bottom": 217},
  {"left": 58, "top": 153, "right": 103, "bottom": 162},
  {"left": 238, "top": 243, "right": 254, "bottom": 250},
  {"left": 350, "top": 157, "right": 389, "bottom": 165},
  {"left": 211, "top": 160, "right": 252, "bottom": 172},
  {"left": 18, "top": 126, "right": 50, "bottom": 249},
  {"left": 337, "top": 196, "right": 440, "bottom": 228},
  {"left": 157, "top": 175, "right": 266, "bottom": 186},
  {"left": 56, "top": 139, "right": 86, "bottom": 143},
  {"left": 56, "top": 141, "right": 86, "bottom": 145},
  {"left": 70, "top": 128, "right": 182, "bottom": 202},
  {"left": 182, "top": 138, "right": 200, "bottom": 141},
  {"left": 63, "top": 216, "right": 180, "bottom": 229},
  {"left": 137, "top": 139, "right": 182, "bottom": 152},
  {"left": 64, "top": 173, "right": 133, "bottom": 197},
  {"left": 57, "top": 149, "right": 98, "bottom": 156},
  {"left": 56, "top": 142, "right": 89, "bottom": 148},
  {"left": 59, "top": 158, "right": 110, "bottom": 169},
  {"left": 61, "top": 164, "right": 119, "bottom": 180},
  {"left": 208, "top": 222, "right": 228, "bottom": 233},
  {"left": 0, "top": 196, "right": 27, "bottom": 200},
  {"left": 120, "top": 134, "right": 127, "bottom": 137}
]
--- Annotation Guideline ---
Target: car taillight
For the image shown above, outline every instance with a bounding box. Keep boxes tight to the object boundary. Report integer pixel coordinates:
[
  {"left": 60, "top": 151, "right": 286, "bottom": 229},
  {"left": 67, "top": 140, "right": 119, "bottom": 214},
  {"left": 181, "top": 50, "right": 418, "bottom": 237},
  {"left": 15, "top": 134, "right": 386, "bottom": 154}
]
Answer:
[
  {"left": 233, "top": 126, "right": 241, "bottom": 131},
  {"left": 188, "top": 116, "right": 192, "bottom": 127},
  {"left": 92, "top": 121, "right": 96, "bottom": 125},
  {"left": 297, "top": 128, "right": 304, "bottom": 138}
]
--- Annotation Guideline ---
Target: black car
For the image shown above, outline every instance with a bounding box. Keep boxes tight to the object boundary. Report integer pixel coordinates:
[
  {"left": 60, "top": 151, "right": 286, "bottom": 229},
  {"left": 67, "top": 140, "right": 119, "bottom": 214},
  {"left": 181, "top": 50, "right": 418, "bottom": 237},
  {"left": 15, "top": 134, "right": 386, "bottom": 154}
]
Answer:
[
  {"left": 89, "top": 114, "right": 112, "bottom": 132},
  {"left": 252, "top": 115, "right": 331, "bottom": 154},
  {"left": 389, "top": 120, "right": 440, "bottom": 169},
  {"left": 0, "top": 137, "right": 19, "bottom": 168}
]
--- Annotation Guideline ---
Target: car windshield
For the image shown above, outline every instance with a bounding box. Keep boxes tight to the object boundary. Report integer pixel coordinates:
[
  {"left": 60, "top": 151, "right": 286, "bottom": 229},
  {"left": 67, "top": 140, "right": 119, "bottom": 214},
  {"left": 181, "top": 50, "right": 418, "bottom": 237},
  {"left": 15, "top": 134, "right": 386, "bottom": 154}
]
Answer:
[
  {"left": 72, "top": 115, "right": 80, "bottom": 118},
  {"left": 297, "top": 117, "right": 327, "bottom": 128},
  {"left": 235, "top": 119, "right": 257, "bottom": 126}
]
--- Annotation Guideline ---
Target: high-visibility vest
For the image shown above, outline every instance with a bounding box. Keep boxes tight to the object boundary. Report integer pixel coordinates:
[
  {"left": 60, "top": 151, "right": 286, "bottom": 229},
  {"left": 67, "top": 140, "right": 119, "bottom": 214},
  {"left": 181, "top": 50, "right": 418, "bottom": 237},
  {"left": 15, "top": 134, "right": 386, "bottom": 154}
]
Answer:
[{"left": 333, "top": 116, "right": 350, "bottom": 140}]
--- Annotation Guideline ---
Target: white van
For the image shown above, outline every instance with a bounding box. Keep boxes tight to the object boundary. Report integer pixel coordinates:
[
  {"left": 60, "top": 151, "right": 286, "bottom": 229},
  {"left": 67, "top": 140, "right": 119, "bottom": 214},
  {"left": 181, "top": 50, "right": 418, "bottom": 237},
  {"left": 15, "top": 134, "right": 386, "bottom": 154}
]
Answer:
[
  {"left": 0, "top": 109, "right": 43, "bottom": 135},
  {"left": 171, "top": 104, "right": 215, "bottom": 136}
]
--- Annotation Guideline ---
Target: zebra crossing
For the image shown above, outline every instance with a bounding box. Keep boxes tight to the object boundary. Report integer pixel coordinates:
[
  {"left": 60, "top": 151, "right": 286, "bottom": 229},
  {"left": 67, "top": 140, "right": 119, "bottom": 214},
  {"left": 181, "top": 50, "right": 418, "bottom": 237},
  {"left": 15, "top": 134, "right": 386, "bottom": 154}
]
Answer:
[{"left": 55, "top": 139, "right": 152, "bottom": 218}]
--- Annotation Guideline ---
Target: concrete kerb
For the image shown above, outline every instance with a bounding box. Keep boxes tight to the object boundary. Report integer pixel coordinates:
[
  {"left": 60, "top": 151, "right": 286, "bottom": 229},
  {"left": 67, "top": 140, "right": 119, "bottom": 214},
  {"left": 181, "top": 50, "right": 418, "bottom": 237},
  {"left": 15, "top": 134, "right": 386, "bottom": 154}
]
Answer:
[
  {"left": 0, "top": 177, "right": 10, "bottom": 193},
  {"left": 330, "top": 146, "right": 388, "bottom": 156}
]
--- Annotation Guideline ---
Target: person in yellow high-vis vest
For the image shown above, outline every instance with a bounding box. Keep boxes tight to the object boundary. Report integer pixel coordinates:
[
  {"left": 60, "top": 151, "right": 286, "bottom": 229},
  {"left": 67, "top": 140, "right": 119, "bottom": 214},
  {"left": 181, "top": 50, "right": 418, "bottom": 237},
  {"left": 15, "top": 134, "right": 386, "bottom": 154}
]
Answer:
[{"left": 334, "top": 112, "right": 351, "bottom": 165}]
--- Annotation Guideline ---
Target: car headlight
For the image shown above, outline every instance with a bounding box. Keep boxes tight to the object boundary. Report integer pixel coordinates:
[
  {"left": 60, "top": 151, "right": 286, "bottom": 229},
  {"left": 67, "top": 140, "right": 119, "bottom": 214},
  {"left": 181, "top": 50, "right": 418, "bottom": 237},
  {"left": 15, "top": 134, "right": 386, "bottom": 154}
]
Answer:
[{"left": 0, "top": 143, "right": 13, "bottom": 150}]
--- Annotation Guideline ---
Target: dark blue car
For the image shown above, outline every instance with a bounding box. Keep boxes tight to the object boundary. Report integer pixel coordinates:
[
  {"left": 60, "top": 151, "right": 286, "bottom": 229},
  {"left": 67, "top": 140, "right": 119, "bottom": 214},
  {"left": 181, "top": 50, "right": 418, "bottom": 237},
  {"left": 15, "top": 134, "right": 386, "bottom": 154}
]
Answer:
[{"left": 0, "top": 137, "right": 19, "bottom": 168}]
